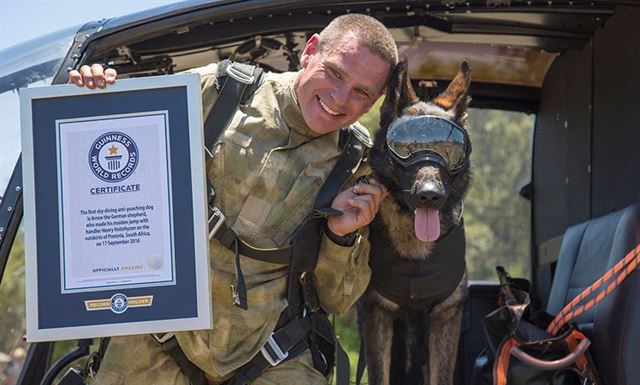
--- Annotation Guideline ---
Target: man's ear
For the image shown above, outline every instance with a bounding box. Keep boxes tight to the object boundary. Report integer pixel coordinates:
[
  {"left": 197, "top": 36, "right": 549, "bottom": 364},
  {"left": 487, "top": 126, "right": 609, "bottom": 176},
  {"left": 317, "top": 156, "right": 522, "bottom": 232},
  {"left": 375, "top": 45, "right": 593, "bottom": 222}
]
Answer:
[{"left": 299, "top": 34, "right": 320, "bottom": 68}]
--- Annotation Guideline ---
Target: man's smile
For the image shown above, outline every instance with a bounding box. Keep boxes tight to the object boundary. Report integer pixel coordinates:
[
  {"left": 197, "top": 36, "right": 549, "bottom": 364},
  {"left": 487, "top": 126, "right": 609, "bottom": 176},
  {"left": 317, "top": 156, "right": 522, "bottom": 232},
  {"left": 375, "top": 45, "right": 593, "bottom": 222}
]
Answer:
[{"left": 317, "top": 96, "right": 342, "bottom": 117}]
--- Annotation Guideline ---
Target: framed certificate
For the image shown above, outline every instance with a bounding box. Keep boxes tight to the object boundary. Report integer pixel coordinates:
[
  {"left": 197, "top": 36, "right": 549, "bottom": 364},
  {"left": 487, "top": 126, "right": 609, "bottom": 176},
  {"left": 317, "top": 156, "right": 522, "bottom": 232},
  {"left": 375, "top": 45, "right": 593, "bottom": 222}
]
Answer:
[{"left": 20, "top": 74, "right": 211, "bottom": 342}]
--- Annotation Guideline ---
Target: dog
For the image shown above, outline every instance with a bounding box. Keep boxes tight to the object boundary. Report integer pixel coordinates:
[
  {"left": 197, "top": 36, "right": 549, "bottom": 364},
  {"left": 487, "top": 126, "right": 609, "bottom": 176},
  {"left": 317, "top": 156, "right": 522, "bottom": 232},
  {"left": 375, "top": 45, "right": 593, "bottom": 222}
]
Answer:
[{"left": 357, "top": 60, "right": 472, "bottom": 385}]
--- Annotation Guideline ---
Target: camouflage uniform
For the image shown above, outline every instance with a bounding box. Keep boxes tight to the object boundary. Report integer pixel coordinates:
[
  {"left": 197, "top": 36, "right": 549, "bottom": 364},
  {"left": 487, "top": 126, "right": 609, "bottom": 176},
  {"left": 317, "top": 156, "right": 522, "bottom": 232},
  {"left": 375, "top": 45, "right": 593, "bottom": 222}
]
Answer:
[{"left": 94, "top": 64, "right": 372, "bottom": 385}]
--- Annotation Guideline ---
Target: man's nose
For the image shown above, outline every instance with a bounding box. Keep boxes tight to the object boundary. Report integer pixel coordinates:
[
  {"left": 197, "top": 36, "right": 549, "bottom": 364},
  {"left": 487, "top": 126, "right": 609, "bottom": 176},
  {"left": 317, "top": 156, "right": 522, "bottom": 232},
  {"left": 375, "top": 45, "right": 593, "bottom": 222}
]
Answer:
[{"left": 331, "top": 84, "right": 350, "bottom": 106}]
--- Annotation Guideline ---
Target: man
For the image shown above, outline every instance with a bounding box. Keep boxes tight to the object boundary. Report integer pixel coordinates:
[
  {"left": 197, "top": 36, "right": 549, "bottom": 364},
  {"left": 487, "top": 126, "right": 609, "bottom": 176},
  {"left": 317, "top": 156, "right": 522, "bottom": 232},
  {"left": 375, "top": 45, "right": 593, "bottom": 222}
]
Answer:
[{"left": 70, "top": 14, "right": 397, "bottom": 385}]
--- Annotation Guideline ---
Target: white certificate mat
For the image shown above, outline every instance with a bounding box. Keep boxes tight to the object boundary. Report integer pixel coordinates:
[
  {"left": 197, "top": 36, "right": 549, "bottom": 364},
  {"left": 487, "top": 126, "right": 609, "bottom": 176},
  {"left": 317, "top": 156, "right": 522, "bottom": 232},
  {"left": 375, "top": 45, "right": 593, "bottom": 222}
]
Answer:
[{"left": 57, "top": 112, "right": 175, "bottom": 292}]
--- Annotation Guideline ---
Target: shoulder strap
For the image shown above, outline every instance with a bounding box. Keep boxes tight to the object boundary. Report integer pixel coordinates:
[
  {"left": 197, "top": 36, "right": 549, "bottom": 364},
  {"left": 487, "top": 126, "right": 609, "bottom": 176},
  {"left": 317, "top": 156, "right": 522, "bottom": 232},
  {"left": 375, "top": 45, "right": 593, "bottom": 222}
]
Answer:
[
  {"left": 314, "top": 123, "right": 372, "bottom": 211},
  {"left": 203, "top": 60, "right": 264, "bottom": 149},
  {"left": 287, "top": 123, "right": 370, "bottom": 310}
]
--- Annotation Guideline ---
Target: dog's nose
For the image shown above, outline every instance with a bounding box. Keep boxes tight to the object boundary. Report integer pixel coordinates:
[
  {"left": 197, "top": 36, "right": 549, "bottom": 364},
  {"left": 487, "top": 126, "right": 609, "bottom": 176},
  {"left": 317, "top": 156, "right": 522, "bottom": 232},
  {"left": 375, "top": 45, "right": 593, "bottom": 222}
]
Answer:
[{"left": 416, "top": 186, "right": 445, "bottom": 206}]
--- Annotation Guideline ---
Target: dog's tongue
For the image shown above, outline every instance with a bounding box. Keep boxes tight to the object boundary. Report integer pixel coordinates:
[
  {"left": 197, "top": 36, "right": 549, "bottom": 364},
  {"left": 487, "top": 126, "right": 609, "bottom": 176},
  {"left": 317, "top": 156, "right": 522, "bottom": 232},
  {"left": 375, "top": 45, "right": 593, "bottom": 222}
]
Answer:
[{"left": 414, "top": 208, "right": 440, "bottom": 242}]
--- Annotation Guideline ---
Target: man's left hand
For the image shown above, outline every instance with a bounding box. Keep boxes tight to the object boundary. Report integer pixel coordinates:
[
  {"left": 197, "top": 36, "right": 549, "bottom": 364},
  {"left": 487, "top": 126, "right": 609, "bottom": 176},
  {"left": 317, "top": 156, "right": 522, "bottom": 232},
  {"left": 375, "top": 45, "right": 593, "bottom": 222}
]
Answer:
[{"left": 327, "top": 178, "right": 388, "bottom": 237}]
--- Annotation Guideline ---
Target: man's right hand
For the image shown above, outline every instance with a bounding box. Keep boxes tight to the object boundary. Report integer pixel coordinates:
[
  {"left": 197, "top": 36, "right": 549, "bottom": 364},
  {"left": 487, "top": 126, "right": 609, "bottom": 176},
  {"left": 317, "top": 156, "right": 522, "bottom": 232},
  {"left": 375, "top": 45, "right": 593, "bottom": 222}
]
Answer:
[{"left": 68, "top": 64, "right": 118, "bottom": 89}]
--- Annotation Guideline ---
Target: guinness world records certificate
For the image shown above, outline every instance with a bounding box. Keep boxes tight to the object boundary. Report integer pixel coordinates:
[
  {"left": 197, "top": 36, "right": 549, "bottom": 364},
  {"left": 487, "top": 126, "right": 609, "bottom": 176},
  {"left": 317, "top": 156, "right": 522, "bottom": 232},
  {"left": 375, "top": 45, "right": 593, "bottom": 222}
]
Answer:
[
  {"left": 58, "top": 113, "right": 175, "bottom": 292},
  {"left": 21, "top": 74, "right": 211, "bottom": 341}
]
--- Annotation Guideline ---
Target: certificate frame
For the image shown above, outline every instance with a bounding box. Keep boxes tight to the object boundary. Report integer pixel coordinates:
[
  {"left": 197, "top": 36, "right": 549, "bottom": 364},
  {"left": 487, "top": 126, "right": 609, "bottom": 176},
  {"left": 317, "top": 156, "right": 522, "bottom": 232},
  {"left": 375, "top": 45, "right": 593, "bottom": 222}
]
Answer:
[{"left": 20, "top": 74, "right": 211, "bottom": 342}]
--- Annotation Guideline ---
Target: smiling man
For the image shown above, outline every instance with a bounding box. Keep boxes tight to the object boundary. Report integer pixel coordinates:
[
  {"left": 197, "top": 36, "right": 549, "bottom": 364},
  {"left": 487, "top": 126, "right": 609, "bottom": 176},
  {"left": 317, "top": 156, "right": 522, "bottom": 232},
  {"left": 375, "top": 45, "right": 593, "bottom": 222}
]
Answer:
[{"left": 69, "top": 14, "right": 397, "bottom": 385}]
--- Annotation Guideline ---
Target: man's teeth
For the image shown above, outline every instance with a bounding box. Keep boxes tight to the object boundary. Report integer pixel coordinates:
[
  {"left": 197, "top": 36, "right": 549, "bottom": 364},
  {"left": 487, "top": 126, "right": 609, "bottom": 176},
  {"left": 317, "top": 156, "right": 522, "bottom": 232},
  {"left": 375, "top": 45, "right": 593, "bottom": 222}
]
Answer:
[{"left": 318, "top": 99, "right": 340, "bottom": 116}]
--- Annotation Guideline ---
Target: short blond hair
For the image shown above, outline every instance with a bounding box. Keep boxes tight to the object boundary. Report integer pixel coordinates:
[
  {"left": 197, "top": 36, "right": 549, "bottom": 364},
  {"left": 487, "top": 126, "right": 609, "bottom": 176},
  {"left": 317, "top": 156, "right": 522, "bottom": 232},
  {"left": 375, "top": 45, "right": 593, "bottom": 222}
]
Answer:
[{"left": 319, "top": 14, "right": 398, "bottom": 68}]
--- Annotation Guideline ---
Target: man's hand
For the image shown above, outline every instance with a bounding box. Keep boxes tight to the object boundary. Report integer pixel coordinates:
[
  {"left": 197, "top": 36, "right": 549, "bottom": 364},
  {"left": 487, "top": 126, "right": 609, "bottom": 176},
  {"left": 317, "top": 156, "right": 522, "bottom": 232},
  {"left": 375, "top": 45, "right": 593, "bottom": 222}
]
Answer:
[
  {"left": 327, "top": 178, "right": 388, "bottom": 237},
  {"left": 68, "top": 64, "right": 117, "bottom": 88}
]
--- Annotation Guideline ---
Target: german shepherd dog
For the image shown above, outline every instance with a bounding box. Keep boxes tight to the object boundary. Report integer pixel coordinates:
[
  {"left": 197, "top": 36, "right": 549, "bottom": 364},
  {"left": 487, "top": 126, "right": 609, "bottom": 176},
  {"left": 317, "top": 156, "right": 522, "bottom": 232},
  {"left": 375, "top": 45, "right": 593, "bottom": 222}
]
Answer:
[{"left": 357, "top": 61, "right": 472, "bottom": 385}]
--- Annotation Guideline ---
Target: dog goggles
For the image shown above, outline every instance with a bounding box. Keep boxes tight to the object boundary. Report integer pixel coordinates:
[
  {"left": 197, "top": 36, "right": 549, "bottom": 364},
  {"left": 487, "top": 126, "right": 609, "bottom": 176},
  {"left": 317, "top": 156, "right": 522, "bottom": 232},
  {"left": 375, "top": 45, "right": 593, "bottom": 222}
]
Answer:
[{"left": 386, "top": 115, "right": 470, "bottom": 173}]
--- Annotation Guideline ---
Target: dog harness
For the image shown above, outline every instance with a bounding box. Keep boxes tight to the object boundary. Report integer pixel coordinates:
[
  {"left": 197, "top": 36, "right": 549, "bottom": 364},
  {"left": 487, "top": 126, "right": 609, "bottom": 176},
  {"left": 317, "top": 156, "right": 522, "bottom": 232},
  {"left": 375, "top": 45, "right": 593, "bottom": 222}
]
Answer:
[{"left": 368, "top": 217, "right": 466, "bottom": 312}]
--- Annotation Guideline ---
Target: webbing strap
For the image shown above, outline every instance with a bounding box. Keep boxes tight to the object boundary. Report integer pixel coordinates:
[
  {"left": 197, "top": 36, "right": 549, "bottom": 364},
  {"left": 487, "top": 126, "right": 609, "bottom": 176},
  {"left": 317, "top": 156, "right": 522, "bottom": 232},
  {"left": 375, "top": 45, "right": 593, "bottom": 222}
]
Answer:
[
  {"left": 565, "top": 330, "right": 588, "bottom": 372},
  {"left": 161, "top": 336, "right": 208, "bottom": 385},
  {"left": 85, "top": 337, "right": 111, "bottom": 378},
  {"left": 313, "top": 127, "right": 367, "bottom": 211},
  {"left": 355, "top": 337, "right": 366, "bottom": 385},
  {"left": 204, "top": 61, "right": 263, "bottom": 149},
  {"left": 335, "top": 339, "right": 351, "bottom": 385},
  {"left": 201, "top": 60, "right": 264, "bottom": 310},
  {"left": 213, "top": 221, "right": 292, "bottom": 265},
  {"left": 225, "top": 316, "right": 313, "bottom": 385},
  {"left": 547, "top": 243, "right": 640, "bottom": 335},
  {"left": 492, "top": 338, "right": 520, "bottom": 385}
]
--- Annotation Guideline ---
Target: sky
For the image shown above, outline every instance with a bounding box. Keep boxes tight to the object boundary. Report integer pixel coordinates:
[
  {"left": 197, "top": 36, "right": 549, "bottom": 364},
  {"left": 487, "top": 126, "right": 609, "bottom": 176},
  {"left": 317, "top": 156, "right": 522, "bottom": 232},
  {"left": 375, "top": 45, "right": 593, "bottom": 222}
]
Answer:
[
  {"left": 0, "top": 0, "right": 179, "bottom": 193},
  {"left": 0, "top": 0, "right": 179, "bottom": 51}
]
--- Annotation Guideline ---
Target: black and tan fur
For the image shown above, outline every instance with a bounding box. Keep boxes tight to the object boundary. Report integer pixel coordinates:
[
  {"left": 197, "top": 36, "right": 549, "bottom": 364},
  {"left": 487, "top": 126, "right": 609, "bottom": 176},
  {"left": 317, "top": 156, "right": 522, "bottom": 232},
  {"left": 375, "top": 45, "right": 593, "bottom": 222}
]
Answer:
[{"left": 358, "top": 61, "right": 472, "bottom": 385}]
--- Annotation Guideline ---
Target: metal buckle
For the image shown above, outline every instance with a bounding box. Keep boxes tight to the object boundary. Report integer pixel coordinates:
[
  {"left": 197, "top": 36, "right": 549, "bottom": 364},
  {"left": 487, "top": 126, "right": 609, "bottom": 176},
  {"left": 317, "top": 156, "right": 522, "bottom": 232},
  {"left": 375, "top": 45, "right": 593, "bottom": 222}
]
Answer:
[
  {"left": 260, "top": 333, "right": 289, "bottom": 366},
  {"left": 226, "top": 62, "right": 255, "bottom": 85},
  {"left": 230, "top": 284, "right": 241, "bottom": 306},
  {"left": 152, "top": 332, "right": 175, "bottom": 344},
  {"left": 208, "top": 206, "right": 226, "bottom": 239}
]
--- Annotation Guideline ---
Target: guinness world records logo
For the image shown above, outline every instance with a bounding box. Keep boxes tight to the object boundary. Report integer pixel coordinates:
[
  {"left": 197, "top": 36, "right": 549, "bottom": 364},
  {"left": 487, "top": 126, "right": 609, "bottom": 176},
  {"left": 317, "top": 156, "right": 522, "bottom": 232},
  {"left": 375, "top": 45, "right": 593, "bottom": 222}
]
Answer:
[
  {"left": 110, "top": 293, "right": 129, "bottom": 314},
  {"left": 89, "top": 132, "right": 139, "bottom": 182}
]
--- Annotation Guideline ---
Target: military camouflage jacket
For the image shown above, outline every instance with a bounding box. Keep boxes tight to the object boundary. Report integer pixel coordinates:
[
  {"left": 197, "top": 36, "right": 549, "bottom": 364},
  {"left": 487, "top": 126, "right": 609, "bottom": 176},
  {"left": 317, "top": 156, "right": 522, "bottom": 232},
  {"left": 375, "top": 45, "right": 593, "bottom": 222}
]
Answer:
[{"left": 174, "top": 64, "right": 372, "bottom": 378}]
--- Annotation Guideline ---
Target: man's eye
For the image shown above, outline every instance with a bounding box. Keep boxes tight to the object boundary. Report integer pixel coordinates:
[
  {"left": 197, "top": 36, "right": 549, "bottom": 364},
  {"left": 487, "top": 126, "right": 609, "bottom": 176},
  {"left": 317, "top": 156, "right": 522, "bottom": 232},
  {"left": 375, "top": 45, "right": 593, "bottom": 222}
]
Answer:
[
  {"left": 329, "top": 67, "right": 342, "bottom": 80},
  {"left": 356, "top": 89, "right": 370, "bottom": 99}
]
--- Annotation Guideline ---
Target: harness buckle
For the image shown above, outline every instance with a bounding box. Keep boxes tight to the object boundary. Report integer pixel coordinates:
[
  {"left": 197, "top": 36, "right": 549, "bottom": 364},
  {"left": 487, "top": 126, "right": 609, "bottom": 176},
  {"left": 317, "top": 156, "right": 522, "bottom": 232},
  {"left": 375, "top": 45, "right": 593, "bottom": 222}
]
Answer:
[
  {"left": 226, "top": 62, "right": 256, "bottom": 85},
  {"left": 260, "top": 333, "right": 289, "bottom": 366},
  {"left": 152, "top": 332, "right": 175, "bottom": 344},
  {"left": 208, "top": 206, "right": 226, "bottom": 239}
]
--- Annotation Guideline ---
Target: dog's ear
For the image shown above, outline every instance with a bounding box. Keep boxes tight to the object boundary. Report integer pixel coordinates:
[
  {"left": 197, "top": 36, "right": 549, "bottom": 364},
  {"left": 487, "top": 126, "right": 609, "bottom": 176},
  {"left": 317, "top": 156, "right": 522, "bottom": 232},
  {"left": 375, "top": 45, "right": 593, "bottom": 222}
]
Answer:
[
  {"left": 380, "top": 59, "right": 419, "bottom": 129},
  {"left": 433, "top": 61, "right": 471, "bottom": 123}
]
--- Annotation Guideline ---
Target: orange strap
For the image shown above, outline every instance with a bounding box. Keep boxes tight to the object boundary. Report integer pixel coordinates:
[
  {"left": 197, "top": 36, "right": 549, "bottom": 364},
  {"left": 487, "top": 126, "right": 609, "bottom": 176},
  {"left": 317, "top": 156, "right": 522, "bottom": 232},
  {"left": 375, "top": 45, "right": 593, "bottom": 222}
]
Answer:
[
  {"left": 564, "top": 329, "right": 588, "bottom": 371},
  {"left": 493, "top": 338, "right": 520, "bottom": 385},
  {"left": 547, "top": 244, "right": 640, "bottom": 335}
]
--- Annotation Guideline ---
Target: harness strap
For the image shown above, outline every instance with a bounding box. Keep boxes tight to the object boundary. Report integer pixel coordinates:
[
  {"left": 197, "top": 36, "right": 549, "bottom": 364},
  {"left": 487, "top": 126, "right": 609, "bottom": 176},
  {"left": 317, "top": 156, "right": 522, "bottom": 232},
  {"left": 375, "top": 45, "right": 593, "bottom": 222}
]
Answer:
[
  {"left": 355, "top": 337, "right": 366, "bottom": 385},
  {"left": 213, "top": 220, "right": 292, "bottom": 265},
  {"left": 85, "top": 337, "right": 111, "bottom": 379},
  {"left": 286, "top": 127, "right": 368, "bottom": 313},
  {"left": 225, "top": 316, "right": 313, "bottom": 385},
  {"left": 157, "top": 335, "right": 208, "bottom": 385},
  {"left": 204, "top": 61, "right": 263, "bottom": 149}
]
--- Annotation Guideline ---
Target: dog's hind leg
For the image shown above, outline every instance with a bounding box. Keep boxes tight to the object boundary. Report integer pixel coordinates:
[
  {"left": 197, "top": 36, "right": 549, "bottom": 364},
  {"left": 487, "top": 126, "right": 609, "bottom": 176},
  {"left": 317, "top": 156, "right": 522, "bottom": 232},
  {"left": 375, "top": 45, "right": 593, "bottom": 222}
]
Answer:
[
  {"left": 358, "top": 292, "right": 396, "bottom": 385},
  {"left": 424, "top": 272, "right": 468, "bottom": 385}
]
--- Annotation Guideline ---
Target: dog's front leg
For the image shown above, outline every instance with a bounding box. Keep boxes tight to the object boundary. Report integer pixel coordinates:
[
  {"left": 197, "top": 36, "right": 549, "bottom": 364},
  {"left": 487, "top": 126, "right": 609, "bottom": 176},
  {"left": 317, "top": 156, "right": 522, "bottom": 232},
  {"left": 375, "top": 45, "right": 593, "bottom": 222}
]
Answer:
[
  {"left": 424, "top": 272, "right": 468, "bottom": 385},
  {"left": 358, "top": 292, "right": 395, "bottom": 385}
]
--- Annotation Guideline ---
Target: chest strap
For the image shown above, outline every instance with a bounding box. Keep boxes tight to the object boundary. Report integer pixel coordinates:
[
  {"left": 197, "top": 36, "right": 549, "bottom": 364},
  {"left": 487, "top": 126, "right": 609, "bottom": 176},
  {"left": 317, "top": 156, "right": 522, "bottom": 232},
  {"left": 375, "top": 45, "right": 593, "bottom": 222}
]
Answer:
[{"left": 211, "top": 211, "right": 292, "bottom": 265}]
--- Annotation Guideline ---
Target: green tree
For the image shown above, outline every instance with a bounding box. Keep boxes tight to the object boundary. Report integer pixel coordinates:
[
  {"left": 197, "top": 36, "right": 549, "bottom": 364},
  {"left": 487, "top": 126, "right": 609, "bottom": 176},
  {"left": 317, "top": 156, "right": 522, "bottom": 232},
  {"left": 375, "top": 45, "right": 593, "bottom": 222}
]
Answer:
[
  {"left": 464, "top": 109, "right": 533, "bottom": 280},
  {"left": 0, "top": 228, "right": 27, "bottom": 355}
]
